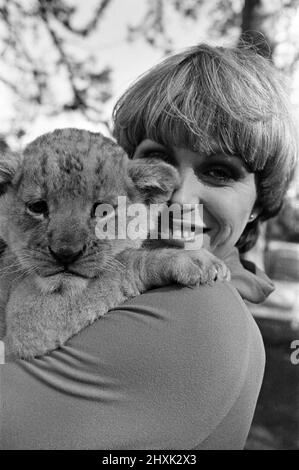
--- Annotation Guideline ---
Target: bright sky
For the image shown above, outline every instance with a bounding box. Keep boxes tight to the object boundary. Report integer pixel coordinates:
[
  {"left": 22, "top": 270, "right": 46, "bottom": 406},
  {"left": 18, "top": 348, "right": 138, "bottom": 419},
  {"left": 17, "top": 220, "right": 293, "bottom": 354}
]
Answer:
[{"left": 0, "top": 0, "right": 214, "bottom": 146}]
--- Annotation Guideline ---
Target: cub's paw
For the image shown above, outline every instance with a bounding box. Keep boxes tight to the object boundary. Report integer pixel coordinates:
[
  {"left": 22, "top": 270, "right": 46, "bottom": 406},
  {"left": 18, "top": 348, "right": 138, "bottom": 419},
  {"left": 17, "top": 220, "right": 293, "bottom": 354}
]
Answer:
[{"left": 166, "top": 249, "right": 230, "bottom": 286}]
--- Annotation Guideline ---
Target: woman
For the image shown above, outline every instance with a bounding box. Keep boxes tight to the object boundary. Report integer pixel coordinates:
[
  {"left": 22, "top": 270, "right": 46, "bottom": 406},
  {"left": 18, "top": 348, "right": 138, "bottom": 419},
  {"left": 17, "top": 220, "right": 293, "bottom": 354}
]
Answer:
[{"left": 1, "top": 44, "right": 297, "bottom": 450}]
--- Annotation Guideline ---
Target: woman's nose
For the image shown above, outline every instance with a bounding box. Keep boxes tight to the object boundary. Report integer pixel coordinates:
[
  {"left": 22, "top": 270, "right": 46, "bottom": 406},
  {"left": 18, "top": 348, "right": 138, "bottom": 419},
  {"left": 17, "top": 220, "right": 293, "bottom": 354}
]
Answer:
[{"left": 170, "top": 167, "right": 199, "bottom": 205}]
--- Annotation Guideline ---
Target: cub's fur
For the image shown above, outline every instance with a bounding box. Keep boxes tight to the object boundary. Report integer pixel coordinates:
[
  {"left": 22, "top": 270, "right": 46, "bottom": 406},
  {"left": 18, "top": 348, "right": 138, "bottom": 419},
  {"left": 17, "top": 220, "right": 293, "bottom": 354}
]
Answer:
[{"left": 0, "top": 128, "right": 228, "bottom": 360}]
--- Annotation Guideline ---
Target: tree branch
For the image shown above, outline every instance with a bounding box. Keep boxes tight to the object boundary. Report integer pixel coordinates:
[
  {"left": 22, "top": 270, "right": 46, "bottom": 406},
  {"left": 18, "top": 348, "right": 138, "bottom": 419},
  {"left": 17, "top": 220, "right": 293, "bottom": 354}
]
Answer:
[
  {"left": 40, "top": 0, "right": 113, "bottom": 37},
  {"left": 39, "top": 5, "right": 86, "bottom": 110},
  {"left": 238, "top": 0, "right": 282, "bottom": 58}
]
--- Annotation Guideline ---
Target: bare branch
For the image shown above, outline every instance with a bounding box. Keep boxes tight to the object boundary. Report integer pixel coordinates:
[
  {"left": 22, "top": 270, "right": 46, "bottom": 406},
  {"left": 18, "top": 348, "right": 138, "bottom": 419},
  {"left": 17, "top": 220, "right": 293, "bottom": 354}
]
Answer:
[
  {"left": 39, "top": 0, "right": 113, "bottom": 36},
  {"left": 0, "top": 74, "right": 27, "bottom": 99},
  {"left": 38, "top": 4, "right": 86, "bottom": 110},
  {"left": 128, "top": 0, "right": 172, "bottom": 52}
]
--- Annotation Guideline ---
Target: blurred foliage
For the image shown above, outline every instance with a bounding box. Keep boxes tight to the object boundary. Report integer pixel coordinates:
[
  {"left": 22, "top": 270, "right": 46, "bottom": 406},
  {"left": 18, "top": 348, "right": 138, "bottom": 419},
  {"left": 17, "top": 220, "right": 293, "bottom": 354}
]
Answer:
[
  {"left": 129, "top": 0, "right": 299, "bottom": 64},
  {"left": 1, "top": 0, "right": 299, "bottom": 142},
  {"left": 0, "top": 0, "right": 113, "bottom": 136},
  {"left": 266, "top": 192, "right": 299, "bottom": 243}
]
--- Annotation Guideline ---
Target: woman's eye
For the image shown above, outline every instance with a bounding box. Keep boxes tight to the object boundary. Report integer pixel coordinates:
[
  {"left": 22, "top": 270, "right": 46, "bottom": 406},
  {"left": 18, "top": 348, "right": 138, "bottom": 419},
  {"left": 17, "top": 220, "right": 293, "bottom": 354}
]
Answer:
[
  {"left": 203, "top": 166, "right": 236, "bottom": 183},
  {"left": 26, "top": 200, "right": 48, "bottom": 217}
]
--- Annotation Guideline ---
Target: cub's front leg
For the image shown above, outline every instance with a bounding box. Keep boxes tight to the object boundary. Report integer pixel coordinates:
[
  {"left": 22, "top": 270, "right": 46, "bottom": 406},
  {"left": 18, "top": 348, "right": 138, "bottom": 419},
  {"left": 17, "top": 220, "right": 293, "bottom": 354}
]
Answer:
[{"left": 118, "top": 247, "right": 230, "bottom": 296}]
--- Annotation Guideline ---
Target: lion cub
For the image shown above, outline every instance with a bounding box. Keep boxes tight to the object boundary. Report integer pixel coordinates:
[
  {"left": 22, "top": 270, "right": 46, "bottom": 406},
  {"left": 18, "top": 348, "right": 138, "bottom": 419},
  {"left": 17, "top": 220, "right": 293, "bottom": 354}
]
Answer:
[{"left": 0, "top": 129, "right": 228, "bottom": 360}]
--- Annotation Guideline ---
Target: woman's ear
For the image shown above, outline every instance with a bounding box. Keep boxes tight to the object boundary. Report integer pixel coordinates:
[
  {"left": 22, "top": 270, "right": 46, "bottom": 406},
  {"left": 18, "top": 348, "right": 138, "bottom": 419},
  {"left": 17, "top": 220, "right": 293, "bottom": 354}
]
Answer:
[
  {"left": 0, "top": 148, "right": 22, "bottom": 196},
  {"left": 128, "top": 158, "right": 180, "bottom": 203},
  {"left": 248, "top": 206, "right": 260, "bottom": 223}
]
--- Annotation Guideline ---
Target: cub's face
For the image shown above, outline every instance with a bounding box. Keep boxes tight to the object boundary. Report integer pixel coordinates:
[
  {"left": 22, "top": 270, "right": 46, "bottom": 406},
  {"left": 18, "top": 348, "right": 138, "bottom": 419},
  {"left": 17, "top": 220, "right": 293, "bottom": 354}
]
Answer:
[{"left": 0, "top": 129, "right": 178, "bottom": 293}]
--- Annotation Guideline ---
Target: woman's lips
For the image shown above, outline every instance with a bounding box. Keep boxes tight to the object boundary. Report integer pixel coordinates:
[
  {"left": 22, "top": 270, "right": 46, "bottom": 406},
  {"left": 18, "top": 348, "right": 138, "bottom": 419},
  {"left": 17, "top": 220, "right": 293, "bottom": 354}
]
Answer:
[{"left": 160, "top": 217, "right": 210, "bottom": 241}]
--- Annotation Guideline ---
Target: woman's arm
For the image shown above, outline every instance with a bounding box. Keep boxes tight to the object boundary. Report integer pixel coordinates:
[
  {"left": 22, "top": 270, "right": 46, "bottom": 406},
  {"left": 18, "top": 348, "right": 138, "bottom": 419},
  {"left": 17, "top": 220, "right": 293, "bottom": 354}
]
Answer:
[{"left": 0, "top": 281, "right": 264, "bottom": 449}]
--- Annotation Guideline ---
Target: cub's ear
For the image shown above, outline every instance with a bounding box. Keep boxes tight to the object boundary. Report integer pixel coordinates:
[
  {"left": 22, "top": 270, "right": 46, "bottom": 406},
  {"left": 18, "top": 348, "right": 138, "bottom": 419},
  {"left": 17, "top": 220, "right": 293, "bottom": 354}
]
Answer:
[
  {"left": 0, "top": 147, "right": 22, "bottom": 196},
  {"left": 128, "top": 158, "right": 180, "bottom": 203}
]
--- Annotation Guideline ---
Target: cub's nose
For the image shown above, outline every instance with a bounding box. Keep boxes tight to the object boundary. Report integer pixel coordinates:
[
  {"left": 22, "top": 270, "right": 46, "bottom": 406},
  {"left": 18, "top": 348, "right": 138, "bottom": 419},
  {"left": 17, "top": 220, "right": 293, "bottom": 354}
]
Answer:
[{"left": 49, "top": 246, "right": 85, "bottom": 266}]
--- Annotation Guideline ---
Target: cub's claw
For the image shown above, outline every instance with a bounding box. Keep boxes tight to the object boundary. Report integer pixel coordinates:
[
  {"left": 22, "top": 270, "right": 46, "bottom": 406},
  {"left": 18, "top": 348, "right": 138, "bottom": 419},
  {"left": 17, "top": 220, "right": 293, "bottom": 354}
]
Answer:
[
  {"left": 214, "top": 260, "right": 231, "bottom": 282},
  {"left": 165, "top": 249, "right": 230, "bottom": 286}
]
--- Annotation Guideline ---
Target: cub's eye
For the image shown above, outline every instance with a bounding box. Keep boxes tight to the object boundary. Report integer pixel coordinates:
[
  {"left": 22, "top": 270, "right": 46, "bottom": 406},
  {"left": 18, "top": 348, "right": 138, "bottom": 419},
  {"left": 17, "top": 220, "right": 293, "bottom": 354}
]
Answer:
[
  {"left": 145, "top": 151, "right": 166, "bottom": 159},
  {"left": 26, "top": 200, "right": 48, "bottom": 218},
  {"left": 91, "top": 202, "right": 116, "bottom": 219}
]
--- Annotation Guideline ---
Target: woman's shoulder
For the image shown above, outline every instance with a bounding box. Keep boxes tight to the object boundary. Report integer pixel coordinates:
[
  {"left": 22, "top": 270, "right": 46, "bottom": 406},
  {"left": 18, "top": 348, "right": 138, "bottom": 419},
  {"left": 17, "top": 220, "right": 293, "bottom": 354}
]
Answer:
[
  {"left": 72, "top": 281, "right": 264, "bottom": 443},
  {"left": 1, "top": 281, "right": 264, "bottom": 449},
  {"left": 66, "top": 280, "right": 263, "bottom": 399},
  {"left": 69, "top": 278, "right": 262, "bottom": 367},
  {"left": 71, "top": 280, "right": 257, "bottom": 354}
]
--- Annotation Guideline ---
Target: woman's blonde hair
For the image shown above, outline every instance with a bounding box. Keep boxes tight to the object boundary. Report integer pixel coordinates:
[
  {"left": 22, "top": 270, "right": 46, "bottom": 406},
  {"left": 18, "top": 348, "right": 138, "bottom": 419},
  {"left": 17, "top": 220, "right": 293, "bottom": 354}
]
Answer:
[{"left": 113, "top": 44, "right": 298, "bottom": 252}]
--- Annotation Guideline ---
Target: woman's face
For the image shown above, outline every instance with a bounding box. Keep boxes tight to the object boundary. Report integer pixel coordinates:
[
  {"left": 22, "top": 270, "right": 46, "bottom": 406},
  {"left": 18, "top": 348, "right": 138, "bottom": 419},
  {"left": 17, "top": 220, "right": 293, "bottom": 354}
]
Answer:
[{"left": 133, "top": 139, "right": 258, "bottom": 259}]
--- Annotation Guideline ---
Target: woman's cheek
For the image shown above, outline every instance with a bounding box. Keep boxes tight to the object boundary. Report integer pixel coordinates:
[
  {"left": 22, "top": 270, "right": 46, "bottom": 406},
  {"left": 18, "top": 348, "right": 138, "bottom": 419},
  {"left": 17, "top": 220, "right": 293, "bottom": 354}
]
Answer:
[
  {"left": 210, "top": 222, "right": 233, "bottom": 252},
  {"left": 205, "top": 196, "right": 247, "bottom": 252}
]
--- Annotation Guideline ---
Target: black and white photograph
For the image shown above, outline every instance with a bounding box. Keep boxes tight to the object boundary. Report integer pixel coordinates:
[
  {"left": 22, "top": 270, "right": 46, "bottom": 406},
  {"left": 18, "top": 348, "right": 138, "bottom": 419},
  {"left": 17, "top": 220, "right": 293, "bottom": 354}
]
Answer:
[{"left": 0, "top": 0, "right": 298, "bottom": 452}]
